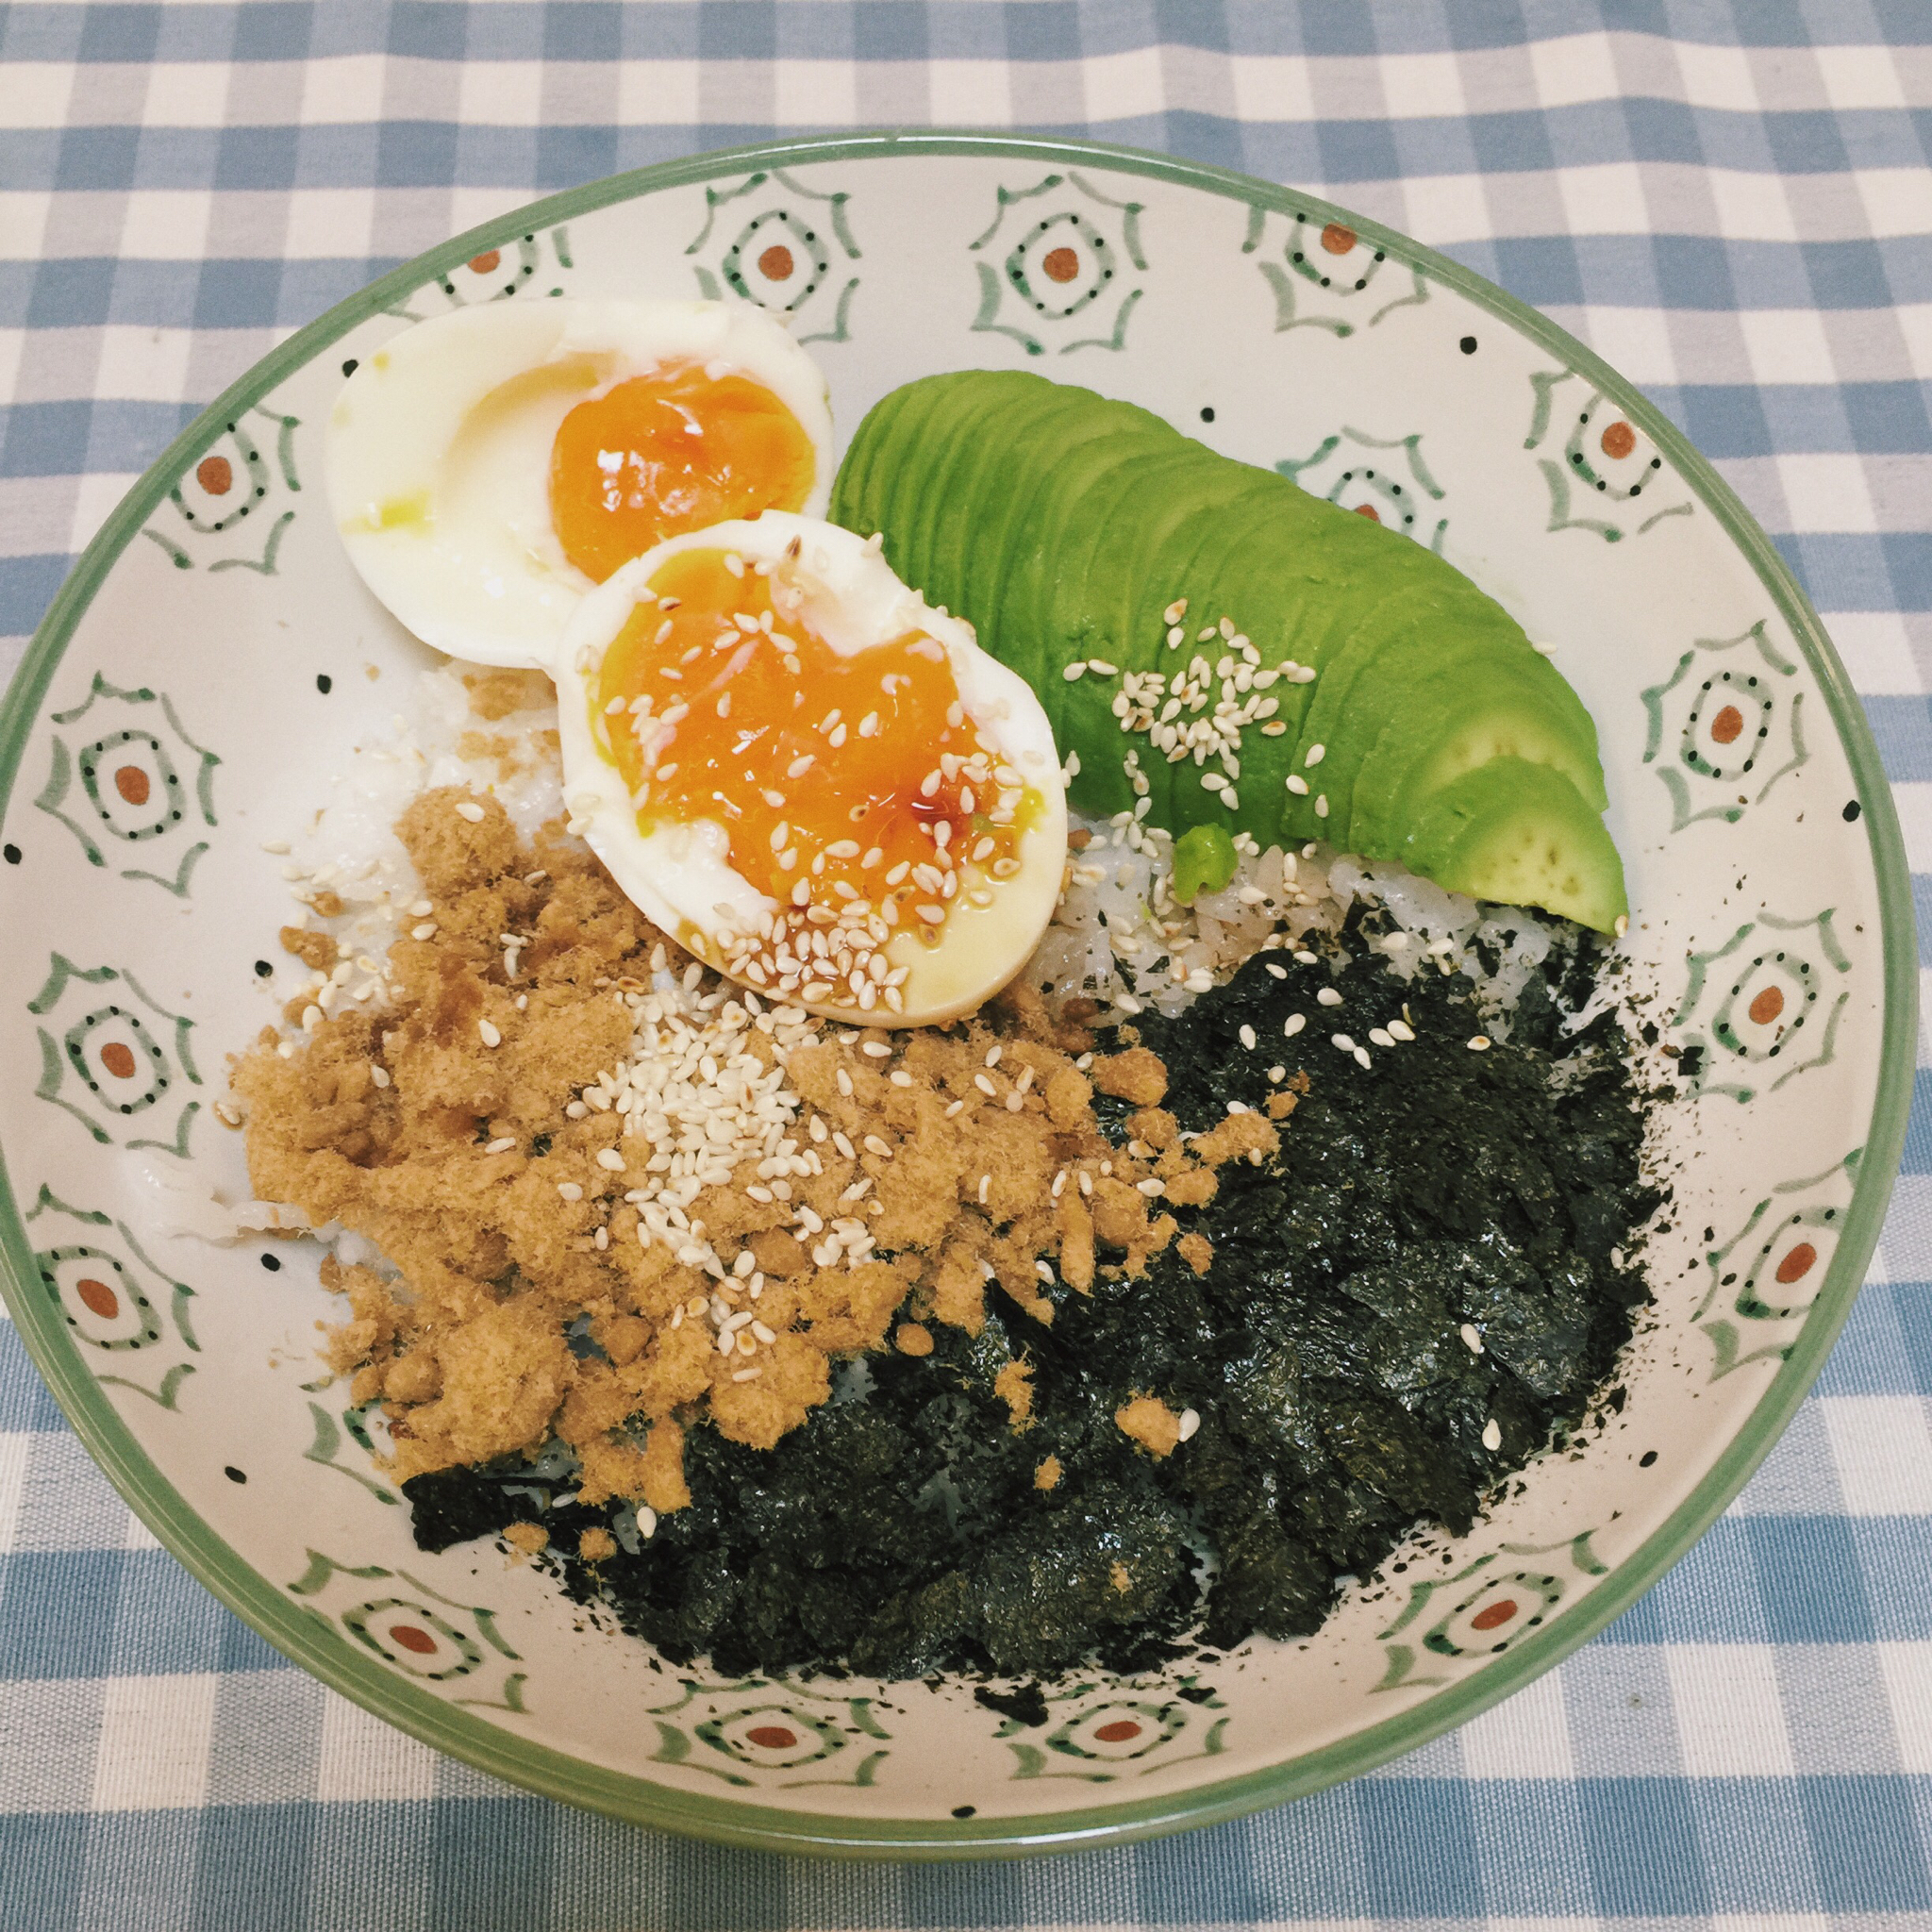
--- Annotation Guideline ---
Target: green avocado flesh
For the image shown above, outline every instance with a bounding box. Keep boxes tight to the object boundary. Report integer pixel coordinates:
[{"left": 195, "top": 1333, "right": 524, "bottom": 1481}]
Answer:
[{"left": 830, "top": 370, "right": 1626, "bottom": 931}]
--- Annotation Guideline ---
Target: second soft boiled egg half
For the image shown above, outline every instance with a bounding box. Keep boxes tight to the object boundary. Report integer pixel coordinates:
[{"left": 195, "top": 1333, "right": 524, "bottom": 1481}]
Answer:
[
  {"left": 554, "top": 513, "right": 1069, "bottom": 1025},
  {"left": 326, "top": 298, "right": 832, "bottom": 670}
]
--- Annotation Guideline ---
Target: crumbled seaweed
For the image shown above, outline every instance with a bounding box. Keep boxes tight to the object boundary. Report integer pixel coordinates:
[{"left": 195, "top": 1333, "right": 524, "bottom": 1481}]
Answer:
[{"left": 404, "top": 924, "right": 1658, "bottom": 1681}]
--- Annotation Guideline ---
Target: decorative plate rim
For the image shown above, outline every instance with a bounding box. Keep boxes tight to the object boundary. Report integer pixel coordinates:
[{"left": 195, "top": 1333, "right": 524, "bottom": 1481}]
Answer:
[{"left": 0, "top": 130, "right": 1914, "bottom": 1860}]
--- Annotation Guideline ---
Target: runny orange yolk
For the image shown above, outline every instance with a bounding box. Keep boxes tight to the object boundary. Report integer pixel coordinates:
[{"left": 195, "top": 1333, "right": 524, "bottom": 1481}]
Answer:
[
  {"left": 549, "top": 363, "right": 815, "bottom": 584},
  {"left": 592, "top": 547, "right": 1024, "bottom": 946}
]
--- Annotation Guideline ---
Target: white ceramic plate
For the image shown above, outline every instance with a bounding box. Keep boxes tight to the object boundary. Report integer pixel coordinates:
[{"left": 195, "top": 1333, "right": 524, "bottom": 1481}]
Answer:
[{"left": 0, "top": 135, "right": 1912, "bottom": 1857}]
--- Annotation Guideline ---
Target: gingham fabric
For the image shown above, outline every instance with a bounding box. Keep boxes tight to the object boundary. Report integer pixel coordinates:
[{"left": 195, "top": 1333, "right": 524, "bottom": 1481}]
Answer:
[{"left": 5, "top": 3, "right": 1932, "bottom": 1925}]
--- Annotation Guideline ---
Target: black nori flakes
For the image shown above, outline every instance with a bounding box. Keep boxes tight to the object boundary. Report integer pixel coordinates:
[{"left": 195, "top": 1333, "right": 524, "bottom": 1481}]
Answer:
[{"left": 403, "top": 923, "right": 1657, "bottom": 1680}]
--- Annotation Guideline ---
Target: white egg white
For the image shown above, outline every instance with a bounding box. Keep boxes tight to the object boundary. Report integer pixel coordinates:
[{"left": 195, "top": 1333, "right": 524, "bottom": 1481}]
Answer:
[
  {"left": 325, "top": 298, "right": 833, "bottom": 671},
  {"left": 554, "top": 513, "right": 1069, "bottom": 1026}
]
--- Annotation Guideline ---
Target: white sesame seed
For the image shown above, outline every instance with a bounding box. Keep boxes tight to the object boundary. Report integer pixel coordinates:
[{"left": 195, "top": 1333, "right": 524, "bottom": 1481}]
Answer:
[
  {"left": 557, "top": 1182, "right": 583, "bottom": 1202},
  {"left": 484, "top": 1137, "right": 515, "bottom": 1154},
  {"left": 410, "top": 922, "right": 438, "bottom": 941},
  {"left": 455, "top": 800, "right": 486, "bottom": 823},
  {"left": 478, "top": 1020, "right": 502, "bottom": 1047},
  {"left": 1369, "top": 1027, "right": 1394, "bottom": 1048},
  {"left": 370, "top": 1066, "right": 391, "bottom": 1089},
  {"left": 1284, "top": 1014, "right": 1307, "bottom": 1037},
  {"left": 1304, "top": 743, "right": 1325, "bottom": 767},
  {"left": 1285, "top": 774, "right": 1309, "bottom": 795},
  {"left": 1265, "top": 962, "right": 1288, "bottom": 979},
  {"left": 1177, "top": 1407, "right": 1201, "bottom": 1442},
  {"left": 861, "top": 1041, "right": 891, "bottom": 1058},
  {"left": 1062, "top": 662, "right": 1087, "bottom": 681},
  {"left": 1387, "top": 1019, "right": 1415, "bottom": 1041},
  {"left": 1468, "top": 1035, "right": 1491, "bottom": 1051},
  {"left": 596, "top": 1148, "right": 625, "bottom": 1172},
  {"left": 1354, "top": 1047, "right": 1372, "bottom": 1070},
  {"left": 1316, "top": 987, "right": 1342, "bottom": 1008},
  {"left": 1460, "top": 1324, "right": 1485, "bottom": 1355},
  {"left": 1482, "top": 1418, "right": 1503, "bottom": 1451},
  {"left": 1137, "top": 1178, "right": 1165, "bottom": 1197},
  {"left": 1240, "top": 1024, "right": 1257, "bottom": 1049},
  {"left": 1315, "top": 794, "right": 1328, "bottom": 818}
]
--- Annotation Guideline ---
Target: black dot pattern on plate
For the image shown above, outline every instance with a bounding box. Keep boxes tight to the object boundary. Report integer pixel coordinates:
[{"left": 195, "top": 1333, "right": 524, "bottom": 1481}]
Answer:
[
  {"left": 3, "top": 844, "right": 18, "bottom": 865},
  {"left": 259, "top": 1253, "right": 281, "bottom": 1273},
  {"left": 254, "top": 959, "right": 273, "bottom": 977},
  {"left": 952, "top": 1805, "right": 975, "bottom": 1819},
  {"left": 1843, "top": 799, "right": 1862, "bottom": 822},
  {"left": 225, "top": 1466, "right": 247, "bottom": 1484},
  {"left": 1199, "top": 406, "right": 1215, "bottom": 423},
  {"left": 316, "top": 674, "right": 333, "bottom": 694},
  {"left": 341, "top": 358, "right": 358, "bottom": 377},
  {"left": 1459, "top": 335, "right": 1477, "bottom": 354},
  {"left": 1639, "top": 1450, "right": 1658, "bottom": 1467}
]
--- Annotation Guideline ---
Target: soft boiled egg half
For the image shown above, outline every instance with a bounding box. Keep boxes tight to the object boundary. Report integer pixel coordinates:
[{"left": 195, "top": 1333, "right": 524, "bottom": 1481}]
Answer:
[
  {"left": 325, "top": 298, "right": 832, "bottom": 670},
  {"left": 554, "top": 513, "right": 1069, "bottom": 1026}
]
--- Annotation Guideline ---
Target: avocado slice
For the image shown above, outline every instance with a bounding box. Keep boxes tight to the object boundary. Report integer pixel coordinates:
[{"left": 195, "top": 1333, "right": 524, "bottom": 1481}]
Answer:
[
  {"left": 830, "top": 382, "right": 931, "bottom": 569},
  {"left": 1349, "top": 658, "right": 1608, "bottom": 855},
  {"left": 1404, "top": 758, "right": 1627, "bottom": 933},
  {"left": 994, "top": 427, "right": 1177, "bottom": 691}
]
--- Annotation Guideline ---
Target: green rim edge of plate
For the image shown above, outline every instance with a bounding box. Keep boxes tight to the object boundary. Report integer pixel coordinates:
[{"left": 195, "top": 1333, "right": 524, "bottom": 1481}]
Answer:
[{"left": 0, "top": 132, "right": 1914, "bottom": 1861}]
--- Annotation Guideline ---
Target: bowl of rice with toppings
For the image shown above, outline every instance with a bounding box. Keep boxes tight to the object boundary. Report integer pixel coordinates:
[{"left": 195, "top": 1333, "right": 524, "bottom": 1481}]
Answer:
[{"left": 0, "top": 137, "right": 1909, "bottom": 1857}]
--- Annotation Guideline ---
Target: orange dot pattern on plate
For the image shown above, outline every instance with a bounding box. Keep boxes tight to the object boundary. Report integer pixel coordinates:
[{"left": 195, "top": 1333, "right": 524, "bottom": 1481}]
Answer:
[
  {"left": 1320, "top": 223, "right": 1357, "bottom": 255},
  {"left": 114, "top": 764, "right": 150, "bottom": 807},
  {"left": 99, "top": 1041, "right": 137, "bottom": 1079},
  {"left": 468, "top": 250, "right": 501, "bottom": 275},
  {"left": 388, "top": 1624, "right": 438, "bottom": 1656},
  {"left": 196, "top": 456, "right": 232, "bottom": 496},
  {"left": 594, "top": 549, "right": 1024, "bottom": 965},
  {"left": 1600, "top": 421, "right": 1637, "bottom": 460},
  {"left": 1709, "top": 704, "right": 1744, "bottom": 745},
  {"left": 76, "top": 1276, "right": 119, "bottom": 1321},
  {"left": 1748, "top": 985, "right": 1785, "bottom": 1025},
  {"left": 1470, "top": 1598, "right": 1518, "bottom": 1632},
  {"left": 1775, "top": 1241, "right": 1818, "bottom": 1285},
  {"left": 1353, "top": 504, "right": 1381, "bottom": 523},
  {"left": 1042, "top": 245, "right": 1080, "bottom": 283},
  {"left": 1093, "top": 1719, "right": 1142, "bottom": 1743},
  {"left": 746, "top": 1725, "right": 798, "bottom": 1749},
  {"left": 758, "top": 244, "right": 794, "bottom": 281},
  {"left": 549, "top": 364, "right": 816, "bottom": 583}
]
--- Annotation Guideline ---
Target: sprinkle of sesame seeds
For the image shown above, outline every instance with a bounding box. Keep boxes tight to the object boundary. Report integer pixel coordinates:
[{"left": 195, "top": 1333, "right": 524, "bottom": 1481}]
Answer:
[{"left": 1468, "top": 1035, "right": 1491, "bottom": 1051}]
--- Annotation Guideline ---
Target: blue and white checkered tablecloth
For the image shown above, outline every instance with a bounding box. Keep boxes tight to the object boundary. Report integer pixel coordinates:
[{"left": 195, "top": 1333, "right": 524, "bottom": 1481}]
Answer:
[{"left": 6, "top": 2, "right": 1932, "bottom": 1924}]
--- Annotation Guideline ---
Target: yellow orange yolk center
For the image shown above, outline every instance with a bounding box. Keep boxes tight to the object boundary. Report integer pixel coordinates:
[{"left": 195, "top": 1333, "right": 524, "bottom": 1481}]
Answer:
[
  {"left": 592, "top": 549, "right": 1025, "bottom": 952},
  {"left": 549, "top": 364, "right": 815, "bottom": 584}
]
